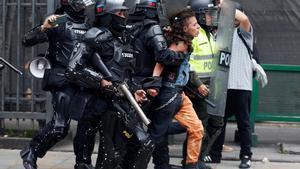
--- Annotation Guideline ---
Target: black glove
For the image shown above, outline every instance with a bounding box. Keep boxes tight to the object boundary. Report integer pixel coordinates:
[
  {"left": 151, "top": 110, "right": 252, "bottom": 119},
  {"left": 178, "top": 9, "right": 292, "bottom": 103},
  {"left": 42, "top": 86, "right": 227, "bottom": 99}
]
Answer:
[
  {"left": 141, "top": 76, "right": 162, "bottom": 91},
  {"left": 102, "top": 85, "right": 116, "bottom": 98}
]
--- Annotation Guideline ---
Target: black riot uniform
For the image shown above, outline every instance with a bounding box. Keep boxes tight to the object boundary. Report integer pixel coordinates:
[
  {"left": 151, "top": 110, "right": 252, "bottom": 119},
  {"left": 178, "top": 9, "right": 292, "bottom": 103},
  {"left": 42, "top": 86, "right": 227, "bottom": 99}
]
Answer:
[
  {"left": 19, "top": 1, "right": 90, "bottom": 169},
  {"left": 125, "top": 1, "right": 188, "bottom": 169},
  {"left": 65, "top": 1, "right": 155, "bottom": 169},
  {"left": 127, "top": 0, "right": 186, "bottom": 108}
]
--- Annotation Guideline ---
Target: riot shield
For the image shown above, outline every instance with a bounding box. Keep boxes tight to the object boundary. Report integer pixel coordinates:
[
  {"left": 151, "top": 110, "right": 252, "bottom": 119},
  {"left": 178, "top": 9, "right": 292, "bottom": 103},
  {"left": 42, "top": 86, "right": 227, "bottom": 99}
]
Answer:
[{"left": 207, "top": 0, "right": 235, "bottom": 117}]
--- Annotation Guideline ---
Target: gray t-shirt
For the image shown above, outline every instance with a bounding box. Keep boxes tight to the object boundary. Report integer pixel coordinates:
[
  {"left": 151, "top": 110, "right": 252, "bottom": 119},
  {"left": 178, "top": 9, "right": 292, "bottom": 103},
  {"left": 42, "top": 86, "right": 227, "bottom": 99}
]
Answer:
[{"left": 227, "top": 27, "right": 253, "bottom": 91}]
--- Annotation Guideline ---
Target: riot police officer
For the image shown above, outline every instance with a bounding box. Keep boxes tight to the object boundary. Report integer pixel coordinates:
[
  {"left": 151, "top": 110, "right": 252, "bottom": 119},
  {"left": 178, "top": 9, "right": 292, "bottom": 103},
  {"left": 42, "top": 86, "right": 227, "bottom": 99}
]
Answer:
[
  {"left": 126, "top": 1, "right": 196, "bottom": 169},
  {"left": 189, "top": 0, "right": 224, "bottom": 167},
  {"left": 127, "top": 0, "right": 186, "bottom": 86},
  {"left": 20, "top": 1, "right": 91, "bottom": 169},
  {"left": 66, "top": 1, "right": 153, "bottom": 169}
]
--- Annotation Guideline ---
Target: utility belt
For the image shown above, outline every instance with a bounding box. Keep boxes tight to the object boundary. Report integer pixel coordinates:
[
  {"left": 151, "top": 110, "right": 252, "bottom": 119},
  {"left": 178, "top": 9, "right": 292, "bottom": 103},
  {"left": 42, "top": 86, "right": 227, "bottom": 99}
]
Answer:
[
  {"left": 162, "top": 81, "right": 184, "bottom": 94},
  {"left": 42, "top": 67, "right": 68, "bottom": 91}
]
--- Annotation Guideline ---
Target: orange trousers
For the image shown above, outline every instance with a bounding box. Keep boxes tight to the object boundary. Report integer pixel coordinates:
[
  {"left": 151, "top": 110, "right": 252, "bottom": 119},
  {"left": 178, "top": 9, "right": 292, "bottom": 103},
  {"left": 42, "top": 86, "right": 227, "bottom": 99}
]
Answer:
[{"left": 174, "top": 92, "right": 204, "bottom": 164}]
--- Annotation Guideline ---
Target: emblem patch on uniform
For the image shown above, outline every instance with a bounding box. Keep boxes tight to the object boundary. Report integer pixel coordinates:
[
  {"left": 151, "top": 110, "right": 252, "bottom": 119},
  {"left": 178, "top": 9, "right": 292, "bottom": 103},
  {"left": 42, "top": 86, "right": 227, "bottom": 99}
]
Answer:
[
  {"left": 74, "top": 29, "right": 86, "bottom": 35},
  {"left": 122, "top": 52, "right": 134, "bottom": 58}
]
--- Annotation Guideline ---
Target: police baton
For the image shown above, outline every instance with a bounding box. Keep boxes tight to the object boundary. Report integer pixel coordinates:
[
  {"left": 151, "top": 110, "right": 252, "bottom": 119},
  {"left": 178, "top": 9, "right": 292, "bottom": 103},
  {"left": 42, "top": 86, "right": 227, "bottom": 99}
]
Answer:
[
  {"left": 0, "top": 57, "right": 23, "bottom": 75},
  {"left": 118, "top": 83, "right": 151, "bottom": 126},
  {"left": 184, "top": 86, "right": 216, "bottom": 108}
]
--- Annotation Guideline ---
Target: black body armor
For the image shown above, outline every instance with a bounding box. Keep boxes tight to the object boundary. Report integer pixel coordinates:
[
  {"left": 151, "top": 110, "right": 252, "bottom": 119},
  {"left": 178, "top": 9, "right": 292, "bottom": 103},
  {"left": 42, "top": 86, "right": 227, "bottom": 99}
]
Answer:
[
  {"left": 47, "top": 16, "right": 89, "bottom": 67},
  {"left": 20, "top": 11, "right": 91, "bottom": 169},
  {"left": 127, "top": 18, "right": 186, "bottom": 91}
]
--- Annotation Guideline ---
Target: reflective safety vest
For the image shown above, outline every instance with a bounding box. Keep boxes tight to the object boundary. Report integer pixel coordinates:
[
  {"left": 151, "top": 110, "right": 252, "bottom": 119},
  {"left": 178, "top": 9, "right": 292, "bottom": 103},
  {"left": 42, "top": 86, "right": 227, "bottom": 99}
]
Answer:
[{"left": 190, "top": 27, "right": 216, "bottom": 78}]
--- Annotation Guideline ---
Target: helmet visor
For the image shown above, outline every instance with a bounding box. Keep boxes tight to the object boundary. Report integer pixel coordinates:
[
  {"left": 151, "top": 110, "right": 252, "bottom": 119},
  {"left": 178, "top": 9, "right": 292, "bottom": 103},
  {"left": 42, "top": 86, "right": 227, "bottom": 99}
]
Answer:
[
  {"left": 69, "top": 0, "right": 95, "bottom": 12},
  {"left": 204, "top": 7, "right": 219, "bottom": 27}
]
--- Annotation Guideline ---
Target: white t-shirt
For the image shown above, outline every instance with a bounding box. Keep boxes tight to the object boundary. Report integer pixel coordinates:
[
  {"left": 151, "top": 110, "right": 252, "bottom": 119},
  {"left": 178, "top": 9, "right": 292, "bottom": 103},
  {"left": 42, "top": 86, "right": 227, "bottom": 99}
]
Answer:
[{"left": 227, "top": 27, "right": 253, "bottom": 91}]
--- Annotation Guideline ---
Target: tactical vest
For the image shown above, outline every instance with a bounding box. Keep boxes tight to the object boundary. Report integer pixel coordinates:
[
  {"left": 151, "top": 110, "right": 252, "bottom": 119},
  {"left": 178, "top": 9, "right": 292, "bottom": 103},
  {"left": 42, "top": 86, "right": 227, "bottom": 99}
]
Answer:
[
  {"left": 190, "top": 27, "right": 216, "bottom": 78},
  {"left": 48, "top": 16, "right": 89, "bottom": 68},
  {"left": 105, "top": 39, "right": 138, "bottom": 83}
]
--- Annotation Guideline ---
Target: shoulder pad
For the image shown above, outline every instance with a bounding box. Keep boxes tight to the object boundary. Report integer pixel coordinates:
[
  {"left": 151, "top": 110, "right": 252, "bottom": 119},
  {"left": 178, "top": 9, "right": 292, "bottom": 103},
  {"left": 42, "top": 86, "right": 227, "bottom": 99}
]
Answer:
[
  {"left": 83, "top": 27, "right": 112, "bottom": 47},
  {"left": 143, "top": 19, "right": 158, "bottom": 27},
  {"left": 145, "top": 24, "right": 164, "bottom": 39}
]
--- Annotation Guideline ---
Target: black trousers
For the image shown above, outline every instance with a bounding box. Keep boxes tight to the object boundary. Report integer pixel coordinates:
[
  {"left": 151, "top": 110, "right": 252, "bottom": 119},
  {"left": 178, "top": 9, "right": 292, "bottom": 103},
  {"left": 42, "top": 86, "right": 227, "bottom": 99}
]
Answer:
[{"left": 209, "top": 89, "right": 253, "bottom": 161}]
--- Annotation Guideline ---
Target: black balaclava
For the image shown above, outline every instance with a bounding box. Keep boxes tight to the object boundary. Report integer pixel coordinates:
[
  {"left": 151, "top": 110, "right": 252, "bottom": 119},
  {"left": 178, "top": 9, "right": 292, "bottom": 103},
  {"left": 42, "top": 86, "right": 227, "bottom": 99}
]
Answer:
[
  {"left": 95, "top": 13, "right": 126, "bottom": 37},
  {"left": 111, "top": 14, "right": 126, "bottom": 33},
  {"left": 64, "top": 5, "right": 85, "bottom": 22},
  {"left": 129, "top": 7, "right": 158, "bottom": 23}
]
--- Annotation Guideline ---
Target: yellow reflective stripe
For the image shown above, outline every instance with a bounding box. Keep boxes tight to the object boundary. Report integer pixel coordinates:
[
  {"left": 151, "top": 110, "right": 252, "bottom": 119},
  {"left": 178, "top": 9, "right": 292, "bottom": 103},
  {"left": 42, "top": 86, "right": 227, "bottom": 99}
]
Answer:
[
  {"left": 192, "top": 32, "right": 217, "bottom": 56},
  {"left": 189, "top": 58, "right": 214, "bottom": 73},
  {"left": 190, "top": 54, "right": 212, "bottom": 60}
]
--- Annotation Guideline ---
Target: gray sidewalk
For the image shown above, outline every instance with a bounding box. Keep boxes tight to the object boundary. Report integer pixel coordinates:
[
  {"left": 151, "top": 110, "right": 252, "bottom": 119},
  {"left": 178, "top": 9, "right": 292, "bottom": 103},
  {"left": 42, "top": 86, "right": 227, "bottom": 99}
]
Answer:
[
  {"left": 0, "top": 149, "right": 300, "bottom": 169},
  {"left": 0, "top": 122, "right": 300, "bottom": 169}
]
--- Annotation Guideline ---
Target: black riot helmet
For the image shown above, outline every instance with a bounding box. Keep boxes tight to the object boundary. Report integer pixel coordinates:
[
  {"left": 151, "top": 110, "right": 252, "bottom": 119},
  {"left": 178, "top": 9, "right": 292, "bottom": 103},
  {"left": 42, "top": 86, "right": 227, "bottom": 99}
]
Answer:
[
  {"left": 68, "top": 0, "right": 95, "bottom": 12},
  {"left": 190, "top": 0, "right": 218, "bottom": 27},
  {"left": 63, "top": 0, "right": 94, "bottom": 21},
  {"left": 54, "top": 0, "right": 69, "bottom": 14},
  {"left": 94, "top": 0, "right": 129, "bottom": 35},
  {"left": 95, "top": 0, "right": 128, "bottom": 16},
  {"left": 136, "top": 0, "right": 157, "bottom": 9},
  {"left": 133, "top": 0, "right": 159, "bottom": 19}
]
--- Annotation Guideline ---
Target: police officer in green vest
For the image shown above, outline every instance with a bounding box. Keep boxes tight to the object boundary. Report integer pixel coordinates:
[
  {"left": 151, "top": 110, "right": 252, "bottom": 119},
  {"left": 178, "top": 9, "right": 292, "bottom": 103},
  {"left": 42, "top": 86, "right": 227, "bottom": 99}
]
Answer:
[{"left": 187, "top": 0, "right": 224, "bottom": 166}]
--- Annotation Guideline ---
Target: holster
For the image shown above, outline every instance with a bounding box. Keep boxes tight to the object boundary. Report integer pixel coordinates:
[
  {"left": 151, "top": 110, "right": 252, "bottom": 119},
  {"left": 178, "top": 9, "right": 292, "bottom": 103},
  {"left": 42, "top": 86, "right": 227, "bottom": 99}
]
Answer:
[{"left": 42, "top": 68, "right": 68, "bottom": 91}]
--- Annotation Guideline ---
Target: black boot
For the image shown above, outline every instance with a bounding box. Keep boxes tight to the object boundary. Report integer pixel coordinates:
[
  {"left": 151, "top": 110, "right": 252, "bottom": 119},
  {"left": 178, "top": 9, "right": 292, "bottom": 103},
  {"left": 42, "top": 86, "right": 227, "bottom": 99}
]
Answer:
[
  {"left": 183, "top": 163, "right": 198, "bottom": 169},
  {"left": 20, "top": 148, "right": 37, "bottom": 169},
  {"left": 154, "top": 163, "right": 171, "bottom": 169},
  {"left": 197, "top": 161, "right": 212, "bottom": 169},
  {"left": 74, "top": 163, "right": 95, "bottom": 169}
]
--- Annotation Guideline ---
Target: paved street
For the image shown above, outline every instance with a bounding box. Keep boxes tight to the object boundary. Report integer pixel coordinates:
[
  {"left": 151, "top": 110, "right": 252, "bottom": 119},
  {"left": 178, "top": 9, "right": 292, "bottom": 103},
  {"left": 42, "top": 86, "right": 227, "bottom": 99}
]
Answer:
[
  {"left": 0, "top": 149, "right": 300, "bottom": 169},
  {"left": 1, "top": 122, "right": 300, "bottom": 169}
]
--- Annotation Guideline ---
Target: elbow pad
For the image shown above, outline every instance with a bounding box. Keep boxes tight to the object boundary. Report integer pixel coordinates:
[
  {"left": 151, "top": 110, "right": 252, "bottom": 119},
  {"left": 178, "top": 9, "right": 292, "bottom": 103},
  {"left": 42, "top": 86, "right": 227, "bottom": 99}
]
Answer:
[
  {"left": 145, "top": 25, "right": 168, "bottom": 52},
  {"left": 92, "top": 52, "right": 112, "bottom": 80},
  {"left": 83, "top": 27, "right": 113, "bottom": 49},
  {"left": 22, "top": 25, "right": 48, "bottom": 47}
]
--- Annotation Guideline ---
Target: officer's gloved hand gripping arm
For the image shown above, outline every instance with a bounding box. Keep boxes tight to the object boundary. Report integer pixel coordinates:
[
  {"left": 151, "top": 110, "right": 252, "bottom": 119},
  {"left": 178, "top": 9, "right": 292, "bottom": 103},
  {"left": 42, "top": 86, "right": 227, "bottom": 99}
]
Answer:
[{"left": 146, "top": 25, "right": 185, "bottom": 66}]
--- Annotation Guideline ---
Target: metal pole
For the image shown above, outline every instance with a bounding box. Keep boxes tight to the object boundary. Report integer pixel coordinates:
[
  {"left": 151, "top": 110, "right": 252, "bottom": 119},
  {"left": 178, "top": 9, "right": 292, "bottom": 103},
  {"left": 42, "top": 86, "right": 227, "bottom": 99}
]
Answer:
[
  {"left": 16, "top": 0, "right": 21, "bottom": 112},
  {"left": 16, "top": 0, "right": 22, "bottom": 129},
  {"left": 47, "top": 0, "right": 55, "bottom": 14},
  {"left": 1, "top": 0, "right": 5, "bottom": 112},
  {"left": 45, "top": 0, "right": 54, "bottom": 123},
  {"left": 30, "top": 0, "right": 36, "bottom": 113},
  {"left": 0, "top": 0, "right": 6, "bottom": 131}
]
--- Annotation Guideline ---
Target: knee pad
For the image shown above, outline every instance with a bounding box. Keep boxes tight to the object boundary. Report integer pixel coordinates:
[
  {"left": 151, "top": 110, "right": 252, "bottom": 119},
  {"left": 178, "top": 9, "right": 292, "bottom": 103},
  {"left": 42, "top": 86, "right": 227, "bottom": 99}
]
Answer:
[
  {"left": 52, "top": 90, "right": 73, "bottom": 119},
  {"left": 52, "top": 126, "right": 69, "bottom": 140},
  {"left": 132, "top": 139, "right": 155, "bottom": 169}
]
